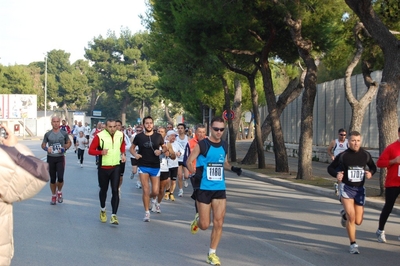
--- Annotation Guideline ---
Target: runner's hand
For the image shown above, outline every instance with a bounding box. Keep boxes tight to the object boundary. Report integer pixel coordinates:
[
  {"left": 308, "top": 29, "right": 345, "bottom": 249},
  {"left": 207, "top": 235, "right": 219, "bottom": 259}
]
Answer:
[{"left": 231, "top": 166, "right": 242, "bottom": 176}]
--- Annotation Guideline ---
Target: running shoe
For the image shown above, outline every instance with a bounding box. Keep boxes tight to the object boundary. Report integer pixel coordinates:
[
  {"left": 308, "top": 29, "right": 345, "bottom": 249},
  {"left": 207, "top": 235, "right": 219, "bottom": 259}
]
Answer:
[
  {"left": 178, "top": 189, "right": 183, "bottom": 197},
  {"left": 50, "top": 195, "right": 57, "bottom": 205},
  {"left": 164, "top": 191, "right": 170, "bottom": 200},
  {"left": 169, "top": 194, "right": 175, "bottom": 201},
  {"left": 100, "top": 210, "right": 107, "bottom": 223},
  {"left": 184, "top": 179, "right": 189, "bottom": 188},
  {"left": 143, "top": 212, "right": 150, "bottom": 222},
  {"left": 376, "top": 229, "right": 387, "bottom": 243},
  {"left": 206, "top": 253, "right": 221, "bottom": 265},
  {"left": 130, "top": 173, "right": 135, "bottom": 179},
  {"left": 349, "top": 243, "right": 359, "bottom": 254},
  {"left": 57, "top": 191, "right": 63, "bottom": 203},
  {"left": 78, "top": 160, "right": 80, "bottom": 164},
  {"left": 151, "top": 200, "right": 157, "bottom": 212},
  {"left": 156, "top": 204, "right": 161, "bottom": 213},
  {"left": 136, "top": 181, "right": 142, "bottom": 189},
  {"left": 110, "top": 214, "right": 119, "bottom": 225},
  {"left": 80, "top": 164, "right": 83, "bottom": 168},
  {"left": 191, "top": 213, "right": 199, "bottom": 234},
  {"left": 340, "top": 209, "right": 346, "bottom": 227}
]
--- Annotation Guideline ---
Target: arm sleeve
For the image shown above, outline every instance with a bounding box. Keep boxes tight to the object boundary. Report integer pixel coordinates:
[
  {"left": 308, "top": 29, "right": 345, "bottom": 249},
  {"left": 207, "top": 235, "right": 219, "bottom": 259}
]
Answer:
[
  {"left": 376, "top": 146, "right": 391, "bottom": 168},
  {"left": 327, "top": 155, "right": 341, "bottom": 177},
  {"left": 88, "top": 135, "right": 102, "bottom": 156}
]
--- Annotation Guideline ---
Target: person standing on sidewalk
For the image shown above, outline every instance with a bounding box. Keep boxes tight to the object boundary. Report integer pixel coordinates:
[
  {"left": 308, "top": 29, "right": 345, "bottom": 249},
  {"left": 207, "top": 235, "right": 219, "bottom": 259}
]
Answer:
[
  {"left": 375, "top": 126, "right": 400, "bottom": 243},
  {"left": 88, "top": 118, "right": 126, "bottom": 225},
  {"left": 130, "top": 116, "right": 167, "bottom": 222},
  {"left": 41, "top": 116, "right": 71, "bottom": 205},
  {"left": 186, "top": 117, "right": 242, "bottom": 265},
  {"left": 327, "top": 130, "right": 376, "bottom": 254}
]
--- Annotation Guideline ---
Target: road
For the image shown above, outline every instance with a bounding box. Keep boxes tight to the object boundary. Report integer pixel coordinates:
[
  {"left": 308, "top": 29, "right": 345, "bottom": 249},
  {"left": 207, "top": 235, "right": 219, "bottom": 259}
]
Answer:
[{"left": 10, "top": 140, "right": 400, "bottom": 266}]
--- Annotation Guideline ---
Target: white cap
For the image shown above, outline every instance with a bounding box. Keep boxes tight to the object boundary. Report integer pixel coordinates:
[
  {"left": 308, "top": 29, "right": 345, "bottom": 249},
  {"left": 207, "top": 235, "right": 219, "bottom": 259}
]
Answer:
[{"left": 166, "top": 130, "right": 177, "bottom": 137}]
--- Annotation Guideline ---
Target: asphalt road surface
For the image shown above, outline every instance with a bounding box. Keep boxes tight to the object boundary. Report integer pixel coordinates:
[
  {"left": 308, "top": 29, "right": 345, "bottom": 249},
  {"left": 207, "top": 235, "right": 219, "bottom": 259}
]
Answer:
[{"left": 10, "top": 140, "right": 400, "bottom": 266}]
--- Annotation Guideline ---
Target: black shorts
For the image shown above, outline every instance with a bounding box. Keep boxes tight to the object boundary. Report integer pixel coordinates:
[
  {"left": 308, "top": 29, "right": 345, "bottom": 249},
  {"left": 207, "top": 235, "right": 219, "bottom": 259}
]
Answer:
[
  {"left": 131, "top": 157, "right": 138, "bottom": 166},
  {"left": 160, "top": 171, "right": 170, "bottom": 181},
  {"left": 178, "top": 161, "right": 184, "bottom": 166},
  {"left": 169, "top": 167, "right": 178, "bottom": 180},
  {"left": 196, "top": 189, "right": 226, "bottom": 204}
]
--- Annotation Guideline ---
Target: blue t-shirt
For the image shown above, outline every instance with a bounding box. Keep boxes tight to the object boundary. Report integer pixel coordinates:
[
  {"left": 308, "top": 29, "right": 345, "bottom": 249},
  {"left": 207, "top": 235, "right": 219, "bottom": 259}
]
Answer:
[{"left": 196, "top": 138, "right": 228, "bottom": 191}]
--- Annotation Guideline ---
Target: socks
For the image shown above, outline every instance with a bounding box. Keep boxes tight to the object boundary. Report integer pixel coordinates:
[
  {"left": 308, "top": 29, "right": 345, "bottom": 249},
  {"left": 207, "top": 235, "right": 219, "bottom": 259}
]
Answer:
[{"left": 209, "top": 248, "right": 216, "bottom": 255}]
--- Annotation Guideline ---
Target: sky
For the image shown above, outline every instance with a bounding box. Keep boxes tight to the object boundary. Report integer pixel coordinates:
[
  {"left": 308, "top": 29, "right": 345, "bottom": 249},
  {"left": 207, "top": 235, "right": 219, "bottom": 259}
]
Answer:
[{"left": 0, "top": 0, "right": 148, "bottom": 66}]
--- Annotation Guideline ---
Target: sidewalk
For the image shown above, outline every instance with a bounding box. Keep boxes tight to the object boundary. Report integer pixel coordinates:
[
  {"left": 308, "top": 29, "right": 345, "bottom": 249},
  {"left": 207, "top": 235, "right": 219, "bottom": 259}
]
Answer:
[{"left": 234, "top": 139, "right": 400, "bottom": 214}]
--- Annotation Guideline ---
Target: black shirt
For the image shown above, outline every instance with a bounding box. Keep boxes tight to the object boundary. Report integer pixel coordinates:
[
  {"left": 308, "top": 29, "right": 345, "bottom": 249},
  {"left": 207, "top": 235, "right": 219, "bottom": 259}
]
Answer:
[
  {"left": 327, "top": 148, "right": 377, "bottom": 187},
  {"left": 133, "top": 132, "right": 164, "bottom": 168}
]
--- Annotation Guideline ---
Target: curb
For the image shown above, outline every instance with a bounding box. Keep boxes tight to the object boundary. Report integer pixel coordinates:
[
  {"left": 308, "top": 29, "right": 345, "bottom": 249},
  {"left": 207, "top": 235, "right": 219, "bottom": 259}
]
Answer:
[{"left": 242, "top": 169, "right": 400, "bottom": 216}]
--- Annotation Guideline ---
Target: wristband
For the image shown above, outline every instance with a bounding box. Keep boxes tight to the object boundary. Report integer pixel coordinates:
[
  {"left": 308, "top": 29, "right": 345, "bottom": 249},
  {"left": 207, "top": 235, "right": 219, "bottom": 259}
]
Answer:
[{"left": 43, "top": 147, "right": 48, "bottom": 151}]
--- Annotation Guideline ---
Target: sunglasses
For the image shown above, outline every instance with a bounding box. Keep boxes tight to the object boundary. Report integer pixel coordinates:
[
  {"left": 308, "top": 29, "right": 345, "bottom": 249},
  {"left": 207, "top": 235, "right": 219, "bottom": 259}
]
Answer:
[
  {"left": 339, "top": 134, "right": 346, "bottom": 136},
  {"left": 212, "top": 127, "right": 225, "bottom": 132}
]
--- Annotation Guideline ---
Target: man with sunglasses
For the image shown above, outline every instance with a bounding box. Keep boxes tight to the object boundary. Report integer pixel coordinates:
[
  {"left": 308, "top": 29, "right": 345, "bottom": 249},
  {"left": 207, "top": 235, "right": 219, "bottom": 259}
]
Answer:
[
  {"left": 186, "top": 117, "right": 242, "bottom": 266},
  {"left": 328, "top": 128, "right": 349, "bottom": 161},
  {"left": 328, "top": 128, "right": 349, "bottom": 196}
]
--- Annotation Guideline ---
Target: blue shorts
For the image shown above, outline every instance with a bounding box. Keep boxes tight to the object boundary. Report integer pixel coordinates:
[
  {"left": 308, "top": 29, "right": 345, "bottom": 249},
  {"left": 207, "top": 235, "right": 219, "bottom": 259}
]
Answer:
[
  {"left": 138, "top": 166, "right": 160, "bottom": 177},
  {"left": 340, "top": 183, "right": 365, "bottom": 206}
]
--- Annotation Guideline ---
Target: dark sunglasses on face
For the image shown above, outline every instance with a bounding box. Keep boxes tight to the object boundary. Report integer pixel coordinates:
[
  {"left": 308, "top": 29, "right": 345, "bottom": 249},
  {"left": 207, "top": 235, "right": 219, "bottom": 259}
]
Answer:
[
  {"left": 339, "top": 134, "right": 346, "bottom": 136},
  {"left": 212, "top": 127, "right": 225, "bottom": 132}
]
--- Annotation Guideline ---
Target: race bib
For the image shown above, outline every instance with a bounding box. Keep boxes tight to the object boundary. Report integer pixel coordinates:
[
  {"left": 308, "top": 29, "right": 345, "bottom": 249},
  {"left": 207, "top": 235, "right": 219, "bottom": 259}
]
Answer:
[
  {"left": 348, "top": 166, "right": 364, "bottom": 182},
  {"left": 52, "top": 143, "right": 63, "bottom": 154},
  {"left": 207, "top": 163, "right": 223, "bottom": 181}
]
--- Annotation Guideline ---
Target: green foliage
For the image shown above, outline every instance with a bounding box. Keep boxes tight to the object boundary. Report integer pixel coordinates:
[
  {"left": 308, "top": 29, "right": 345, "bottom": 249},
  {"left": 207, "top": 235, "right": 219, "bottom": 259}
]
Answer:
[
  {"left": 85, "top": 30, "right": 158, "bottom": 119},
  {"left": 0, "top": 65, "right": 36, "bottom": 94}
]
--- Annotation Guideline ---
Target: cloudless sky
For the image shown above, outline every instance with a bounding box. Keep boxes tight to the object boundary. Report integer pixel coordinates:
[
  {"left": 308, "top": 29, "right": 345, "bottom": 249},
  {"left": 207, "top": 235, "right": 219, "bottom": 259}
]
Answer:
[{"left": 0, "top": 0, "right": 147, "bottom": 66}]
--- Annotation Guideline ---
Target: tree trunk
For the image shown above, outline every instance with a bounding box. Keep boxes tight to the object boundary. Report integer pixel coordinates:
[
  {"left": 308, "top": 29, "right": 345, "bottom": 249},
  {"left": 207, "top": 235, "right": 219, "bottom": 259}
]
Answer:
[
  {"left": 228, "top": 78, "right": 242, "bottom": 162},
  {"left": 345, "top": 22, "right": 378, "bottom": 132},
  {"left": 165, "top": 105, "right": 174, "bottom": 125},
  {"left": 217, "top": 54, "right": 265, "bottom": 168},
  {"left": 345, "top": 0, "right": 400, "bottom": 194},
  {"left": 221, "top": 76, "right": 236, "bottom": 162},
  {"left": 241, "top": 74, "right": 304, "bottom": 164},
  {"left": 258, "top": 33, "right": 289, "bottom": 172},
  {"left": 61, "top": 103, "right": 70, "bottom": 125},
  {"left": 286, "top": 16, "right": 317, "bottom": 180},
  {"left": 120, "top": 96, "right": 130, "bottom": 126}
]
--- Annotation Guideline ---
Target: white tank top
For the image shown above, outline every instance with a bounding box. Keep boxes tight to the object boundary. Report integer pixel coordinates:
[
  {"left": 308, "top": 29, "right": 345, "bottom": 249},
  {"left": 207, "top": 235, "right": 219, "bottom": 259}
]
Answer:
[{"left": 333, "top": 139, "right": 348, "bottom": 157}]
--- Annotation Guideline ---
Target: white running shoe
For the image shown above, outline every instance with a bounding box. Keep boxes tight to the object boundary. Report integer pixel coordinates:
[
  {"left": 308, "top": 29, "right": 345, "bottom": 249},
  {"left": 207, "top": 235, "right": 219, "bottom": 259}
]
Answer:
[
  {"left": 178, "top": 189, "right": 183, "bottom": 197},
  {"left": 184, "top": 179, "right": 189, "bottom": 188},
  {"left": 130, "top": 173, "right": 135, "bottom": 179},
  {"left": 143, "top": 212, "right": 150, "bottom": 222},
  {"left": 80, "top": 164, "right": 83, "bottom": 168},
  {"left": 156, "top": 204, "right": 161, "bottom": 213},
  {"left": 376, "top": 229, "right": 387, "bottom": 243},
  {"left": 150, "top": 200, "right": 157, "bottom": 212},
  {"left": 136, "top": 181, "right": 142, "bottom": 189},
  {"left": 349, "top": 243, "right": 359, "bottom": 254}
]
